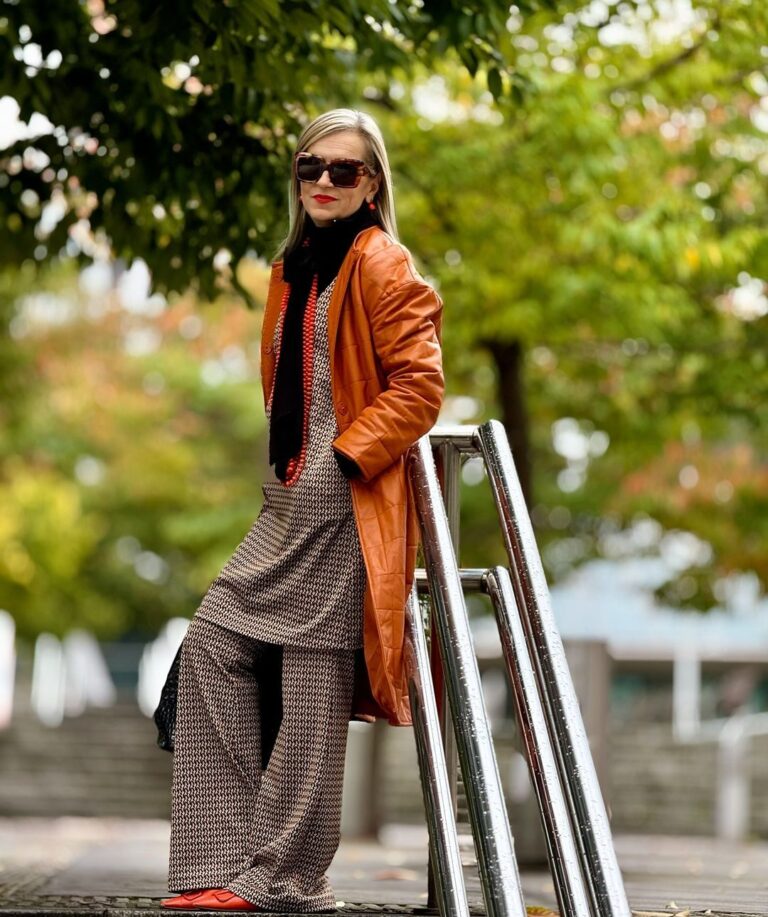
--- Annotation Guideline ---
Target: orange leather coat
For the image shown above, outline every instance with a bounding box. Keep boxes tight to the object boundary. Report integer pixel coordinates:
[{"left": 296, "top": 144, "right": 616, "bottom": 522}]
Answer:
[{"left": 260, "top": 225, "right": 444, "bottom": 726}]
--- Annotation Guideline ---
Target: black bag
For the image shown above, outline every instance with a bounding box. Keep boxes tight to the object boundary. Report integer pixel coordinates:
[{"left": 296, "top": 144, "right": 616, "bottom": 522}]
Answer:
[
  {"left": 153, "top": 643, "right": 182, "bottom": 752},
  {"left": 152, "top": 637, "right": 284, "bottom": 769}
]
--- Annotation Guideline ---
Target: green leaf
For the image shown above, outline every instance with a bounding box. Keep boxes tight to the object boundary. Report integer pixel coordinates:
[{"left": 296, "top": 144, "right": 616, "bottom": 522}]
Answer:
[{"left": 487, "top": 65, "right": 502, "bottom": 100}]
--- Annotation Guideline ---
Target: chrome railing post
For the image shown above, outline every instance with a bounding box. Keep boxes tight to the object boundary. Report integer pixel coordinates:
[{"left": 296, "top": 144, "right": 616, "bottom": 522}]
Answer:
[
  {"left": 430, "top": 440, "right": 462, "bottom": 908},
  {"left": 485, "top": 566, "right": 592, "bottom": 917},
  {"left": 409, "top": 435, "right": 527, "bottom": 917},
  {"left": 476, "top": 419, "right": 631, "bottom": 917},
  {"left": 404, "top": 582, "right": 469, "bottom": 917}
]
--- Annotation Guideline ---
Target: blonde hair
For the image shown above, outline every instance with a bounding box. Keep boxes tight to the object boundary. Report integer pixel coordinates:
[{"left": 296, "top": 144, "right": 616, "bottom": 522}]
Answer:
[{"left": 273, "top": 108, "right": 398, "bottom": 262}]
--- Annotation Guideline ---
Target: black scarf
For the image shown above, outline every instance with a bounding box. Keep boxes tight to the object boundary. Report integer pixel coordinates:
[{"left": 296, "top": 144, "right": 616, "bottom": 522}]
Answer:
[{"left": 268, "top": 200, "right": 380, "bottom": 481}]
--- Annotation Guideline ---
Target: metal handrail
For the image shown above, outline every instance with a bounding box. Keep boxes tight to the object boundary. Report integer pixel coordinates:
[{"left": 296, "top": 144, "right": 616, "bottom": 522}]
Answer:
[
  {"left": 678, "top": 711, "right": 768, "bottom": 840},
  {"left": 475, "top": 420, "right": 631, "bottom": 917},
  {"left": 485, "top": 565, "right": 592, "bottom": 917},
  {"left": 403, "top": 582, "right": 468, "bottom": 917},
  {"left": 406, "top": 421, "right": 631, "bottom": 917},
  {"left": 408, "top": 435, "right": 528, "bottom": 917}
]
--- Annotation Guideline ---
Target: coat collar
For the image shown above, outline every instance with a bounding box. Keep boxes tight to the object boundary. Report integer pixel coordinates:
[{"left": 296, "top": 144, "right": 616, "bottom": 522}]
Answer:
[{"left": 261, "top": 225, "right": 384, "bottom": 399}]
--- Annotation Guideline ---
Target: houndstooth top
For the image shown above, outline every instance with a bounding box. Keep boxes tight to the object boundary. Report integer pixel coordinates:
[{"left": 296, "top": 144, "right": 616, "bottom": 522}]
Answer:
[{"left": 194, "top": 276, "right": 366, "bottom": 650}]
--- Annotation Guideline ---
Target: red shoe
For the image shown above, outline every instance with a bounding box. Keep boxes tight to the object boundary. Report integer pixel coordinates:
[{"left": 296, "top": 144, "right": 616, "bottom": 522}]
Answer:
[
  {"left": 162, "top": 890, "right": 211, "bottom": 908},
  {"left": 196, "top": 890, "right": 261, "bottom": 911}
]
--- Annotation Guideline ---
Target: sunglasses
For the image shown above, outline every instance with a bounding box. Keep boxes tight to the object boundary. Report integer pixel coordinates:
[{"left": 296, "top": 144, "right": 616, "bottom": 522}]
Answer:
[{"left": 294, "top": 152, "right": 376, "bottom": 189}]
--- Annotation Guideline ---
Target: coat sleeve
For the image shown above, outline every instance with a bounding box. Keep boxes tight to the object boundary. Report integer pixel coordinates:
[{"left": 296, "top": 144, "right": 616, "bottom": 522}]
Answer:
[
  {"left": 331, "top": 252, "right": 444, "bottom": 483},
  {"left": 333, "top": 448, "right": 362, "bottom": 479}
]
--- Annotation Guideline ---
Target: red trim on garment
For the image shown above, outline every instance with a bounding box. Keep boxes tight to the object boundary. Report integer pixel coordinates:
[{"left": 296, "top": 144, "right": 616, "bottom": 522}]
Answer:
[{"left": 266, "top": 274, "right": 318, "bottom": 487}]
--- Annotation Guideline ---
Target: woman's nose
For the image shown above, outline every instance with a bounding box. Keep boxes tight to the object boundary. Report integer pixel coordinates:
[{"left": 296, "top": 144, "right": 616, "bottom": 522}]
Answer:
[{"left": 315, "top": 168, "right": 333, "bottom": 187}]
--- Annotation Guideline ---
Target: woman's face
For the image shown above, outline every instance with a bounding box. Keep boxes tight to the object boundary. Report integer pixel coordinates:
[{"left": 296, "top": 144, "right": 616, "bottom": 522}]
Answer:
[{"left": 297, "top": 129, "right": 381, "bottom": 227}]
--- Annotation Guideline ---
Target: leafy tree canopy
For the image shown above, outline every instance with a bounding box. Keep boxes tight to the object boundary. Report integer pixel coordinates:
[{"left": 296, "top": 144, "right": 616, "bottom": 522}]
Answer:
[
  {"left": 0, "top": 259, "right": 269, "bottom": 641},
  {"left": 366, "top": 0, "right": 768, "bottom": 608},
  {"left": 0, "top": 0, "right": 563, "bottom": 301}
]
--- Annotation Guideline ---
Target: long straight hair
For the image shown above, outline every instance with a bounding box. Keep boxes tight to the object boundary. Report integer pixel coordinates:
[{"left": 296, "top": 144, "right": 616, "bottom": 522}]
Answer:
[{"left": 273, "top": 108, "right": 398, "bottom": 263}]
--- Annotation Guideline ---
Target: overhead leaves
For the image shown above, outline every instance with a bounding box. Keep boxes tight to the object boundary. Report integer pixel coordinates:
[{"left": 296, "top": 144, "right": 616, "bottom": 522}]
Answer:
[{"left": 0, "top": 0, "right": 546, "bottom": 299}]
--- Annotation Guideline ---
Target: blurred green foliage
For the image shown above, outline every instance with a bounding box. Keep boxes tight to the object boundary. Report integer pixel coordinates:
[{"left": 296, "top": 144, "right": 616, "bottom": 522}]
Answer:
[
  {"left": 0, "top": 262, "right": 271, "bottom": 639},
  {"left": 374, "top": 3, "right": 768, "bottom": 609}
]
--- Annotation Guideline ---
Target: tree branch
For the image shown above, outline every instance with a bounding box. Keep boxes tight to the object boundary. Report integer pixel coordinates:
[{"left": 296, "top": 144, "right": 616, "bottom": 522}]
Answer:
[
  {"left": 610, "top": 14, "right": 719, "bottom": 94},
  {"left": 229, "top": 262, "right": 258, "bottom": 311}
]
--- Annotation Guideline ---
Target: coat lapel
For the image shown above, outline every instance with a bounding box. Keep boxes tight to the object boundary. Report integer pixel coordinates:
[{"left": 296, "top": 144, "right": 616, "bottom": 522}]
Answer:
[
  {"left": 326, "top": 226, "right": 379, "bottom": 380},
  {"left": 260, "top": 261, "right": 286, "bottom": 406},
  {"left": 325, "top": 249, "right": 356, "bottom": 383},
  {"left": 262, "top": 226, "right": 378, "bottom": 401}
]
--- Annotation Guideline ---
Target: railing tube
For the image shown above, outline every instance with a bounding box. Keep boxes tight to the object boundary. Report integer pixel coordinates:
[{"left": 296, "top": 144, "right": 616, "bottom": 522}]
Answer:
[
  {"left": 404, "top": 583, "right": 469, "bottom": 917},
  {"left": 429, "top": 441, "right": 463, "bottom": 909},
  {"left": 485, "top": 566, "right": 592, "bottom": 917},
  {"left": 409, "top": 436, "right": 527, "bottom": 917},
  {"left": 476, "top": 419, "right": 631, "bottom": 917}
]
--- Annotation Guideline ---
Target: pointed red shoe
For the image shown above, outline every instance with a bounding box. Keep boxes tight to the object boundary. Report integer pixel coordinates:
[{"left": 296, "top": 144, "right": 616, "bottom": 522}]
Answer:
[
  {"left": 195, "top": 889, "right": 262, "bottom": 911},
  {"left": 161, "top": 890, "right": 211, "bottom": 908}
]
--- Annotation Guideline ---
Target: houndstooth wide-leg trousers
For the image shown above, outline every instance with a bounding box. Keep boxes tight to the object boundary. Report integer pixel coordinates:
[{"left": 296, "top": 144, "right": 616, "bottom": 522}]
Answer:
[{"left": 168, "top": 614, "right": 356, "bottom": 912}]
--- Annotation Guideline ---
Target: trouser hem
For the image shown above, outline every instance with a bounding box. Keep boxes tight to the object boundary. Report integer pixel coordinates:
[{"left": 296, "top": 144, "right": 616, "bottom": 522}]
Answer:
[{"left": 225, "top": 878, "right": 336, "bottom": 913}]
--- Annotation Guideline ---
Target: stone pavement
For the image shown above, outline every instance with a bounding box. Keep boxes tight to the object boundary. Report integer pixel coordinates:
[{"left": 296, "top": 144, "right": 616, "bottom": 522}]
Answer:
[{"left": 0, "top": 818, "right": 766, "bottom": 916}]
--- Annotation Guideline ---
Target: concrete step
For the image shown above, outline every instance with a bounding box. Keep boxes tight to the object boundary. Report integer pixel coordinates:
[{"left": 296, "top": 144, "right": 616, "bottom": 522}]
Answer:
[
  {"left": 0, "top": 744, "right": 170, "bottom": 764},
  {"left": 0, "top": 694, "right": 173, "bottom": 819}
]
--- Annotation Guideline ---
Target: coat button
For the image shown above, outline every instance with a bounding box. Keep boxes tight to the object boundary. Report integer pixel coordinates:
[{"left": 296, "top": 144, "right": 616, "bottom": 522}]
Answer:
[
  {"left": 338, "top": 402, "right": 348, "bottom": 416},
  {"left": 263, "top": 343, "right": 273, "bottom": 355}
]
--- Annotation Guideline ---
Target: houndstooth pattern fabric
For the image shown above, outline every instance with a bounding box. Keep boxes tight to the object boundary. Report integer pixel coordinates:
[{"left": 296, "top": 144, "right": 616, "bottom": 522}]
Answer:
[
  {"left": 168, "top": 614, "right": 355, "bottom": 911},
  {"left": 195, "top": 276, "right": 366, "bottom": 650}
]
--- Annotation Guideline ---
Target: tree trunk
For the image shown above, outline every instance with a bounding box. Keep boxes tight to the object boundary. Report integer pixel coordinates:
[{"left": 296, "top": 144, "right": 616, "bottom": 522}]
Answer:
[{"left": 483, "top": 338, "right": 533, "bottom": 508}]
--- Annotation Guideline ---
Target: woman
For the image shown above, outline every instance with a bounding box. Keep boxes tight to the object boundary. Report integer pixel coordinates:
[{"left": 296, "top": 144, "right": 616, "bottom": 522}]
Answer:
[{"left": 162, "top": 108, "right": 444, "bottom": 913}]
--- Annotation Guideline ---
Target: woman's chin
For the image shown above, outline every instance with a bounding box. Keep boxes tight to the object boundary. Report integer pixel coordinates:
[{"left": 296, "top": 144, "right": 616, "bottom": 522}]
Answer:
[
  {"left": 307, "top": 212, "right": 333, "bottom": 227},
  {"left": 307, "top": 203, "right": 342, "bottom": 224}
]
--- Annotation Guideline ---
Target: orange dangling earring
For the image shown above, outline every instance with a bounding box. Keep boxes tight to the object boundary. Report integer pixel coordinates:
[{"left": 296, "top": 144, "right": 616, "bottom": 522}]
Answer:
[{"left": 368, "top": 198, "right": 377, "bottom": 211}]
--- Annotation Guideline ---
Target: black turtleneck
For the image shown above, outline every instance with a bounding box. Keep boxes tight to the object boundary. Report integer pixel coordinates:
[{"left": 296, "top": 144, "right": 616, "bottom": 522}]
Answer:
[{"left": 268, "top": 200, "right": 380, "bottom": 482}]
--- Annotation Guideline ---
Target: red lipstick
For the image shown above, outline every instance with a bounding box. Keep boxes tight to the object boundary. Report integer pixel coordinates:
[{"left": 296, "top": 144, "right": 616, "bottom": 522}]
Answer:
[{"left": 312, "top": 195, "right": 336, "bottom": 203}]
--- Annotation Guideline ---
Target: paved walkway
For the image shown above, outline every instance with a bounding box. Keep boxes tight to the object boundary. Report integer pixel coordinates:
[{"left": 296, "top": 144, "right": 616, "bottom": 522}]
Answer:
[{"left": 0, "top": 818, "right": 766, "bottom": 916}]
